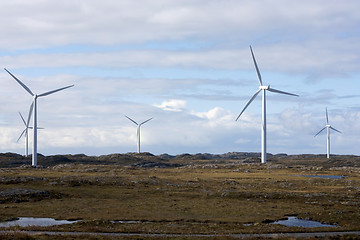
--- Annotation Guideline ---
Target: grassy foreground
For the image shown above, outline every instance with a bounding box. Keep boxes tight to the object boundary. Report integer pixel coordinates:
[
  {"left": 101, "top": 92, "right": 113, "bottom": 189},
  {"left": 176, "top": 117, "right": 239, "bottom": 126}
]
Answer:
[{"left": 1, "top": 159, "right": 360, "bottom": 238}]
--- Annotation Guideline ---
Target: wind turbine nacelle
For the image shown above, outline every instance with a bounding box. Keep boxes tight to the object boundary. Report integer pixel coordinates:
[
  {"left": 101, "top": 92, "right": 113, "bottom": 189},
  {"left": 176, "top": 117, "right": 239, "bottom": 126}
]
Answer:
[
  {"left": 326, "top": 124, "right": 331, "bottom": 128},
  {"left": 260, "top": 85, "right": 270, "bottom": 90}
]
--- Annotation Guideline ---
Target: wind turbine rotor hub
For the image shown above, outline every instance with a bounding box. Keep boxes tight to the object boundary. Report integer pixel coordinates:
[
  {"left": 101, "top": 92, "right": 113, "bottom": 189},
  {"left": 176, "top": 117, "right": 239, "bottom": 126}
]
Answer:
[{"left": 260, "top": 85, "right": 269, "bottom": 90}]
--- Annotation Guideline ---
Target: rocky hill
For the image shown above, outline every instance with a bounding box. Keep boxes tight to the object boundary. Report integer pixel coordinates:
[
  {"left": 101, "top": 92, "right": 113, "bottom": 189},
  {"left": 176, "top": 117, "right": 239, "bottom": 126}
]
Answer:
[{"left": 0, "top": 152, "right": 359, "bottom": 169}]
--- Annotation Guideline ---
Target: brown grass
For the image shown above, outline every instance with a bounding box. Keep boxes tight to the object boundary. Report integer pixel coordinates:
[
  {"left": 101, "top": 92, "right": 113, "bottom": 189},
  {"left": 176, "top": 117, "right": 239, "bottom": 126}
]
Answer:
[{"left": 1, "top": 163, "right": 360, "bottom": 236}]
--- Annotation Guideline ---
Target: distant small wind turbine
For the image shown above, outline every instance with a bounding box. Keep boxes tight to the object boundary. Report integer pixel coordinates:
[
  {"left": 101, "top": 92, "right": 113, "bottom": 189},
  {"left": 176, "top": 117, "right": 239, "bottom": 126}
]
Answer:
[
  {"left": 5, "top": 68, "right": 74, "bottom": 167},
  {"left": 314, "top": 108, "right": 341, "bottom": 159},
  {"left": 17, "top": 111, "right": 32, "bottom": 157},
  {"left": 125, "top": 115, "right": 153, "bottom": 153},
  {"left": 17, "top": 110, "right": 44, "bottom": 157},
  {"left": 235, "top": 46, "right": 299, "bottom": 164}
]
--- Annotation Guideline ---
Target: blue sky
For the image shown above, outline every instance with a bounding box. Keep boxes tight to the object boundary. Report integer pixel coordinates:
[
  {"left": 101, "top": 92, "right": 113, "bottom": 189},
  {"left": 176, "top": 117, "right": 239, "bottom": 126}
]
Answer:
[{"left": 0, "top": 0, "right": 359, "bottom": 156}]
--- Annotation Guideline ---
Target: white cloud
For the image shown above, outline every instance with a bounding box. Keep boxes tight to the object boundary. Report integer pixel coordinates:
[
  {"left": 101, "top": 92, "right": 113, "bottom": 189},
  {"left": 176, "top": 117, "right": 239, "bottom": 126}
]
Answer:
[
  {"left": 190, "top": 107, "right": 237, "bottom": 128},
  {"left": 0, "top": 1, "right": 358, "bottom": 47},
  {"left": 0, "top": 0, "right": 360, "bottom": 157},
  {"left": 154, "top": 99, "right": 186, "bottom": 112},
  {"left": 1, "top": 43, "right": 359, "bottom": 76}
]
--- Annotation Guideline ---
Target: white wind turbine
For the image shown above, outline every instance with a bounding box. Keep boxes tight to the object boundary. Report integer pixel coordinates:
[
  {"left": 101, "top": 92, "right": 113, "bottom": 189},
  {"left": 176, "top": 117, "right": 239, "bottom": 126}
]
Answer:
[
  {"left": 17, "top": 110, "right": 44, "bottom": 157},
  {"left": 17, "top": 111, "right": 32, "bottom": 157},
  {"left": 314, "top": 108, "right": 341, "bottom": 158},
  {"left": 5, "top": 68, "right": 74, "bottom": 167},
  {"left": 235, "top": 46, "right": 298, "bottom": 164},
  {"left": 125, "top": 115, "right": 153, "bottom": 153}
]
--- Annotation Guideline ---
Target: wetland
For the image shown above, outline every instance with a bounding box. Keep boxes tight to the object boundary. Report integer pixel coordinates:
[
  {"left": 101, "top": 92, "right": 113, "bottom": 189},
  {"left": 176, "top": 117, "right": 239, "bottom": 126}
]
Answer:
[{"left": 0, "top": 152, "right": 360, "bottom": 239}]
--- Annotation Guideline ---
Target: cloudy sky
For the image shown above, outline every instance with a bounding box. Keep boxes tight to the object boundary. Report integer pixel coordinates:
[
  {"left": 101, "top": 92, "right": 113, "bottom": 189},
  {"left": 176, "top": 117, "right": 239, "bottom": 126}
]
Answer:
[{"left": 0, "top": 0, "right": 359, "bottom": 156}]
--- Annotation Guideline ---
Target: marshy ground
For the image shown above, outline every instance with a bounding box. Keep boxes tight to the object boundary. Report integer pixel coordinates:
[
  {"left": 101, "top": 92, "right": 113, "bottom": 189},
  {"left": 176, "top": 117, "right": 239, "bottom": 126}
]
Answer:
[{"left": 0, "top": 152, "right": 360, "bottom": 239}]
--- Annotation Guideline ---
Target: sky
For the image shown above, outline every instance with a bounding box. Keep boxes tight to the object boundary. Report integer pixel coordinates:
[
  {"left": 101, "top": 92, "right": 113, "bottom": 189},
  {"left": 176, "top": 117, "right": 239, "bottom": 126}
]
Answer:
[{"left": 0, "top": 0, "right": 359, "bottom": 157}]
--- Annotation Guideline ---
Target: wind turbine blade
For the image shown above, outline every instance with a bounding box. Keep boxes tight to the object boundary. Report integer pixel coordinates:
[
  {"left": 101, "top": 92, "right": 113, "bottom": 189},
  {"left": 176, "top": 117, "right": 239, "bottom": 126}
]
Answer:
[
  {"left": 19, "top": 112, "right": 26, "bottom": 126},
  {"left": 235, "top": 89, "right": 261, "bottom": 121},
  {"left": 250, "top": 46, "right": 263, "bottom": 86},
  {"left": 17, "top": 129, "right": 26, "bottom": 142},
  {"left": 268, "top": 87, "right": 299, "bottom": 97},
  {"left": 140, "top": 117, "right": 153, "bottom": 125},
  {"left": 4, "top": 68, "right": 34, "bottom": 96},
  {"left": 330, "top": 126, "right": 342, "bottom": 134},
  {"left": 326, "top": 108, "right": 329, "bottom": 124},
  {"left": 125, "top": 115, "right": 138, "bottom": 125},
  {"left": 26, "top": 101, "right": 34, "bottom": 129},
  {"left": 314, "top": 127, "right": 326, "bottom": 137},
  {"left": 38, "top": 84, "right": 74, "bottom": 97}
]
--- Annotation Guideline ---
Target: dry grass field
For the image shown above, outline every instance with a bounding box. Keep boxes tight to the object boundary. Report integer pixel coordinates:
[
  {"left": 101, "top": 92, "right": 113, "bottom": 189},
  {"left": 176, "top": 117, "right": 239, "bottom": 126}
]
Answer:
[{"left": 1, "top": 153, "right": 360, "bottom": 239}]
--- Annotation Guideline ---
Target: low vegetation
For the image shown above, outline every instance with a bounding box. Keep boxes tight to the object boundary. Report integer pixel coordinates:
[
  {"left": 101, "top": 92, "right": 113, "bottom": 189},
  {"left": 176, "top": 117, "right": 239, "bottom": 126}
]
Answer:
[{"left": 0, "top": 152, "right": 360, "bottom": 239}]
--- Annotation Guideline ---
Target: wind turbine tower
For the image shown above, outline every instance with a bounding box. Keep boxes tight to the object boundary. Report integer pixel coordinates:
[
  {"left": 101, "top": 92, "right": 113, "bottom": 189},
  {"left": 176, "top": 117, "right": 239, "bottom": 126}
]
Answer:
[
  {"left": 314, "top": 108, "right": 341, "bottom": 158},
  {"left": 235, "top": 46, "right": 298, "bottom": 163},
  {"left": 5, "top": 68, "right": 74, "bottom": 167},
  {"left": 125, "top": 116, "right": 153, "bottom": 153}
]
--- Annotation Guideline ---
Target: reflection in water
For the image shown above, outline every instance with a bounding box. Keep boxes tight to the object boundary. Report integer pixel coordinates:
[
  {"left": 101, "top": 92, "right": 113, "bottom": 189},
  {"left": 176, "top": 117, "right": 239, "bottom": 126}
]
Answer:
[
  {"left": 111, "top": 220, "right": 142, "bottom": 224},
  {"left": 0, "top": 217, "right": 77, "bottom": 227},
  {"left": 0, "top": 216, "right": 338, "bottom": 229},
  {"left": 272, "top": 217, "right": 337, "bottom": 228},
  {"left": 296, "top": 175, "right": 347, "bottom": 179}
]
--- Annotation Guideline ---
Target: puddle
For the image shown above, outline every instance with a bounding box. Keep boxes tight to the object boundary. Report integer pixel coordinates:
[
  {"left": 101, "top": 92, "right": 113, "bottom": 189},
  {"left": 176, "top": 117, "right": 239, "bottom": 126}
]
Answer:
[
  {"left": 296, "top": 175, "right": 347, "bottom": 179},
  {"left": 0, "top": 217, "right": 78, "bottom": 227},
  {"left": 272, "top": 217, "right": 337, "bottom": 228},
  {"left": 111, "top": 220, "right": 143, "bottom": 224}
]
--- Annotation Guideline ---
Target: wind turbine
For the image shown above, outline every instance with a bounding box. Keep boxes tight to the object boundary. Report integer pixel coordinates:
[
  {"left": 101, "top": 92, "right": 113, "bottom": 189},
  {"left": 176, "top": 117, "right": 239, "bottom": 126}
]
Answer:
[
  {"left": 125, "top": 115, "right": 153, "bottom": 153},
  {"left": 17, "top": 111, "right": 32, "bottom": 157},
  {"left": 17, "top": 109, "right": 44, "bottom": 157},
  {"left": 5, "top": 68, "right": 74, "bottom": 167},
  {"left": 314, "top": 108, "right": 341, "bottom": 158},
  {"left": 235, "top": 46, "right": 298, "bottom": 164}
]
